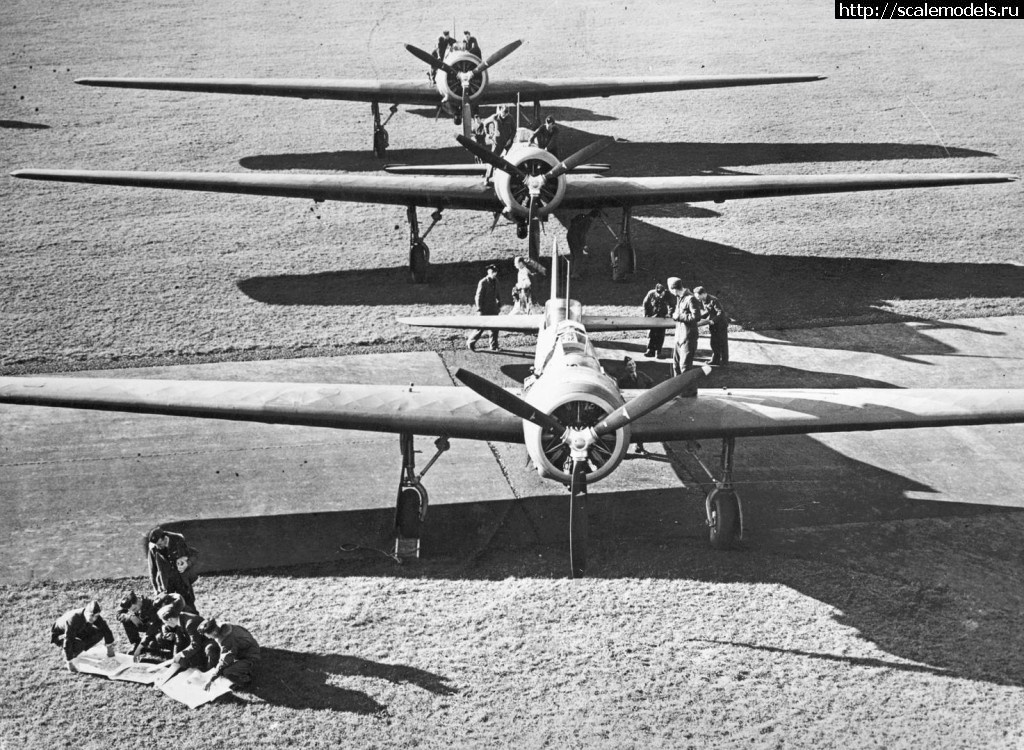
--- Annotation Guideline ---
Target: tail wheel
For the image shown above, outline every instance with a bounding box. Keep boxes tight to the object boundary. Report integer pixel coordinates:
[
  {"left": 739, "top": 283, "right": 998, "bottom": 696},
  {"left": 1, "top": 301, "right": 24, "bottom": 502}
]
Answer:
[
  {"left": 409, "top": 240, "right": 430, "bottom": 284},
  {"left": 707, "top": 488, "right": 739, "bottom": 550}
]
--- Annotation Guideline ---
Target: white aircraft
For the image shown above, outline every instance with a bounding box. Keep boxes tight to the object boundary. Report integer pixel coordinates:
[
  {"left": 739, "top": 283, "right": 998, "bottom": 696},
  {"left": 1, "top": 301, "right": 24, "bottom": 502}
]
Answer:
[
  {"left": 12, "top": 135, "right": 1015, "bottom": 283},
  {"left": 2, "top": 244, "right": 1024, "bottom": 576},
  {"left": 74, "top": 37, "right": 825, "bottom": 157}
]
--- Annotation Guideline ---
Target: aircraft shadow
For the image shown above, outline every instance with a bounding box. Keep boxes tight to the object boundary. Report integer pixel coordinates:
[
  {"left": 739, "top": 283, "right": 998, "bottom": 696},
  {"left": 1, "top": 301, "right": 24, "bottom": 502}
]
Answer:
[
  {"left": 236, "top": 225, "right": 1024, "bottom": 358},
  {"left": 0, "top": 120, "right": 50, "bottom": 130},
  {"left": 250, "top": 647, "right": 455, "bottom": 712},
  {"left": 240, "top": 146, "right": 473, "bottom": 173}
]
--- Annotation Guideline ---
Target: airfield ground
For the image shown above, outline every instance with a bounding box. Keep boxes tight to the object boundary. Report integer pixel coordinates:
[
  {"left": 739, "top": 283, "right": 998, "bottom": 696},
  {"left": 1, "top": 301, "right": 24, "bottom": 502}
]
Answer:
[{"left": 2, "top": 0, "right": 1023, "bottom": 746}]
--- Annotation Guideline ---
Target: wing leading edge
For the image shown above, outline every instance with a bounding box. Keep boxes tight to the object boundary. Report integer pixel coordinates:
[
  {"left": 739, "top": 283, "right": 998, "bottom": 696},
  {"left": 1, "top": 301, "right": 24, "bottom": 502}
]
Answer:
[
  {"left": 12, "top": 169, "right": 1014, "bottom": 213},
  {"left": 629, "top": 388, "right": 1024, "bottom": 441}
]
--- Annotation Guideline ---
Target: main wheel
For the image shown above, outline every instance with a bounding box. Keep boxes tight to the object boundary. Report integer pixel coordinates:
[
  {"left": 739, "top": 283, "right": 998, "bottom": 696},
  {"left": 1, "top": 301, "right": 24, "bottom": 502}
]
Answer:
[
  {"left": 707, "top": 488, "right": 739, "bottom": 550},
  {"left": 409, "top": 240, "right": 430, "bottom": 284},
  {"left": 373, "top": 127, "right": 389, "bottom": 158}
]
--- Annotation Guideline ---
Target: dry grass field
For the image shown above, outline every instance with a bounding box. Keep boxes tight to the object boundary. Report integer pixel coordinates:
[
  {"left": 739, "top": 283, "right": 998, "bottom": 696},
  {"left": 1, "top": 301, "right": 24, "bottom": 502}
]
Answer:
[{"left": 2, "top": 0, "right": 1024, "bottom": 747}]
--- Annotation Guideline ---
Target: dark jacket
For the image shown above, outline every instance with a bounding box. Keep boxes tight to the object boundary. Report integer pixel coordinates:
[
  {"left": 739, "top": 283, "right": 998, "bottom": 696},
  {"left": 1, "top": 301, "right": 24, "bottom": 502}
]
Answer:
[
  {"left": 475, "top": 275, "right": 501, "bottom": 314},
  {"left": 51, "top": 608, "right": 114, "bottom": 661},
  {"left": 643, "top": 289, "right": 673, "bottom": 318},
  {"left": 617, "top": 370, "right": 654, "bottom": 389},
  {"left": 212, "top": 624, "right": 262, "bottom": 676}
]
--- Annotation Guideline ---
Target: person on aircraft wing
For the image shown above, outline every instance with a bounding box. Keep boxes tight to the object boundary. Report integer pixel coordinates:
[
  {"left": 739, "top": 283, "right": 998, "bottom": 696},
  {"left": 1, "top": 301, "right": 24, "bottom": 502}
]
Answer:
[
  {"left": 529, "top": 116, "right": 561, "bottom": 159},
  {"left": 642, "top": 282, "right": 675, "bottom": 359},
  {"left": 436, "top": 30, "right": 454, "bottom": 60},
  {"left": 668, "top": 278, "right": 704, "bottom": 378},
  {"left": 468, "top": 264, "right": 502, "bottom": 351},
  {"left": 463, "top": 30, "right": 482, "bottom": 58},
  {"left": 617, "top": 357, "right": 654, "bottom": 454}
]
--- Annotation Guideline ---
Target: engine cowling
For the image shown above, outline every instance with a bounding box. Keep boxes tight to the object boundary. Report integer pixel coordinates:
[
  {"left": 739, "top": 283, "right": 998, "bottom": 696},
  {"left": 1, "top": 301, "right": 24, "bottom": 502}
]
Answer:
[
  {"left": 522, "top": 370, "right": 630, "bottom": 485},
  {"left": 492, "top": 145, "right": 568, "bottom": 221},
  {"left": 435, "top": 51, "right": 489, "bottom": 104}
]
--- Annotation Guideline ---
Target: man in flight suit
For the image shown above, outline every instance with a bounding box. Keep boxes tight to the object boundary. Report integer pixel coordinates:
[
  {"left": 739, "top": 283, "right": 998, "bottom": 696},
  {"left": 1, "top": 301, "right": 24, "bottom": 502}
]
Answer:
[
  {"left": 52, "top": 600, "right": 115, "bottom": 671},
  {"left": 694, "top": 286, "right": 729, "bottom": 366},
  {"left": 668, "top": 277, "right": 704, "bottom": 377},
  {"left": 468, "top": 264, "right": 502, "bottom": 351}
]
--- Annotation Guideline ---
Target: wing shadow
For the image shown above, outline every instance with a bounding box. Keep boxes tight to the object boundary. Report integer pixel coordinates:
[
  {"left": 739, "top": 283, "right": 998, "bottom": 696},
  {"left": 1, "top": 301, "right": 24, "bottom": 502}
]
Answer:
[{"left": 0, "top": 120, "right": 50, "bottom": 130}]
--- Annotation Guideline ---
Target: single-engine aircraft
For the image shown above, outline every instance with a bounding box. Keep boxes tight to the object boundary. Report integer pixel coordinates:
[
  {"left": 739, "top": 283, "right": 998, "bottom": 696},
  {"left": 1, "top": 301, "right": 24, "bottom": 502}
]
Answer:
[
  {"left": 73, "top": 38, "right": 825, "bottom": 157},
  {"left": 11, "top": 136, "right": 1015, "bottom": 283},
  {"left": 2, "top": 243, "right": 1024, "bottom": 577}
]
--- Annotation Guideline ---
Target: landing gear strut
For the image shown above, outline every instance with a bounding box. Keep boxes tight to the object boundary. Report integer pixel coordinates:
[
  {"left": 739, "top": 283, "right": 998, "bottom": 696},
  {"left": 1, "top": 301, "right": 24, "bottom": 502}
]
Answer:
[
  {"left": 371, "top": 102, "right": 399, "bottom": 158},
  {"left": 610, "top": 207, "right": 636, "bottom": 282},
  {"left": 694, "top": 437, "right": 743, "bottom": 549},
  {"left": 394, "top": 432, "right": 451, "bottom": 559},
  {"left": 406, "top": 206, "right": 443, "bottom": 283}
]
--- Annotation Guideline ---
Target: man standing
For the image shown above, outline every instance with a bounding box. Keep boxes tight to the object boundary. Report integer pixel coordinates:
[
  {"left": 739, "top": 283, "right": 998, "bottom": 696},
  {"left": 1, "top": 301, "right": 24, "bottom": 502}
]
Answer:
[
  {"left": 529, "top": 116, "right": 561, "bottom": 158},
  {"left": 642, "top": 282, "right": 674, "bottom": 358},
  {"left": 566, "top": 209, "right": 601, "bottom": 279},
  {"left": 198, "top": 618, "right": 262, "bottom": 691},
  {"left": 51, "top": 600, "right": 115, "bottom": 671},
  {"left": 484, "top": 105, "right": 516, "bottom": 156},
  {"left": 468, "top": 264, "right": 502, "bottom": 351},
  {"left": 694, "top": 286, "right": 729, "bottom": 366},
  {"left": 668, "top": 277, "right": 704, "bottom": 376}
]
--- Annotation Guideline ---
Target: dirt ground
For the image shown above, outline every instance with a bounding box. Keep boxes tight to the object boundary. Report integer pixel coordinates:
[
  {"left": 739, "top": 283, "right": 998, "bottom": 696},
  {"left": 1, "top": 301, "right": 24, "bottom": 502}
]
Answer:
[{"left": 2, "top": 0, "right": 1024, "bottom": 747}]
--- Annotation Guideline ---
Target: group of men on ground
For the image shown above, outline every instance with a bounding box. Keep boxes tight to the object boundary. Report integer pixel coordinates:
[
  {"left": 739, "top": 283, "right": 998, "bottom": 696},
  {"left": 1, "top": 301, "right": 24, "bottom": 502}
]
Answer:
[
  {"left": 643, "top": 278, "right": 729, "bottom": 373},
  {"left": 51, "top": 526, "right": 261, "bottom": 692}
]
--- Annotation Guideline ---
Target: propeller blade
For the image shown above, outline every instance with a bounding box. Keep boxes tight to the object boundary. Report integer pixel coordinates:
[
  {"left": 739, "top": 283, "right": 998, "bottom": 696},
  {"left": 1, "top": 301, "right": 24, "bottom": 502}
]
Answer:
[
  {"left": 405, "top": 43, "right": 456, "bottom": 75},
  {"left": 473, "top": 39, "right": 523, "bottom": 74},
  {"left": 568, "top": 458, "right": 588, "bottom": 578},
  {"left": 527, "top": 199, "right": 541, "bottom": 262},
  {"left": 455, "top": 368, "right": 566, "bottom": 434},
  {"left": 546, "top": 137, "right": 616, "bottom": 180},
  {"left": 462, "top": 98, "right": 473, "bottom": 142},
  {"left": 455, "top": 135, "right": 527, "bottom": 179},
  {"left": 594, "top": 366, "right": 711, "bottom": 436}
]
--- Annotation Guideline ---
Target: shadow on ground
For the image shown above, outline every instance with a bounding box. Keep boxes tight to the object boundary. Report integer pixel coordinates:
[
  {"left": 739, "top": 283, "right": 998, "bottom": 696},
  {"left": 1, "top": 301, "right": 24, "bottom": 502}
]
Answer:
[{"left": 252, "top": 647, "right": 455, "bottom": 712}]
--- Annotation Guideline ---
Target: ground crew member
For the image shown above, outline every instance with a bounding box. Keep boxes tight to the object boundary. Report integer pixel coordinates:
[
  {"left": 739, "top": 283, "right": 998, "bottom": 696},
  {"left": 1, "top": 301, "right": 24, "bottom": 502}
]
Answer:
[
  {"left": 668, "top": 277, "right": 703, "bottom": 377},
  {"left": 198, "top": 618, "right": 262, "bottom": 690},
  {"left": 694, "top": 286, "right": 729, "bottom": 366},
  {"left": 529, "top": 116, "right": 561, "bottom": 158},
  {"left": 642, "top": 282, "right": 674, "bottom": 358},
  {"left": 463, "top": 30, "right": 481, "bottom": 58},
  {"left": 617, "top": 357, "right": 654, "bottom": 453},
  {"left": 115, "top": 590, "right": 165, "bottom": 659},
  {"left": 436, "top": 30, "right": 454, "bottom": 60},
  {"left": 566, "top": 209, "right": 601, "bottom": 279},
  {"left": 159, "top": 604, "right": 218, "bottom": 670},
  {"left": 468, "top": 264, "right": 501, "bottom": 351},
  {"left": 52, "top": 600, "right": 115, "bottom": 671}
]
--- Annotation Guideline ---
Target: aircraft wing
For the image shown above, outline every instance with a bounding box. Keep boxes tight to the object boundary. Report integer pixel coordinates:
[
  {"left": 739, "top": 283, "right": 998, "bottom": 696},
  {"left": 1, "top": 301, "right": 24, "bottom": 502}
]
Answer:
[
  {"left": 479, "top": 74, "right": 825, "bottom": 103},
  {"left": 399, "top": 314, "right": 674, "bottom": 331},
  {"left": 76, "top": 77, "right": 442, "bottom": 106},
  {"left": 629, "top": 388, "right": 1024, "bottom": 442},
  {"left": 0, "top": 377, "right": 524, "bottom": 442},
  {"left": 559, "top": 172, "right": 1017, "bottom": 210},
  {"left": 10, "top": 170, "right": 499, "bottom": 212}
]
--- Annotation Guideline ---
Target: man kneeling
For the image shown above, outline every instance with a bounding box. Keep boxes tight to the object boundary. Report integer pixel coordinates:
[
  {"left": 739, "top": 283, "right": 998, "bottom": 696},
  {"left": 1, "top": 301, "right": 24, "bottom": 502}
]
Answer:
[{"left": 197, "top": 618, "right": 261, "bottom": 691}]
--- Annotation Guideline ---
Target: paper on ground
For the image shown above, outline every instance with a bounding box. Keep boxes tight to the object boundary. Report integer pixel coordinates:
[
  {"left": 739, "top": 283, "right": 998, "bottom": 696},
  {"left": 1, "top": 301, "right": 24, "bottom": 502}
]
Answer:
[{"left": 159, "top": 667, "right": 233, "bottom": 708}]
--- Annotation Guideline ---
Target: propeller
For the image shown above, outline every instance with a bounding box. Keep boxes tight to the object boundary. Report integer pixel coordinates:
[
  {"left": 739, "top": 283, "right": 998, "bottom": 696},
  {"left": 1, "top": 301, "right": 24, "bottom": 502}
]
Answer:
[
  {"left": 455, "top": 365, "right": 711, "bottom": 575},
  {"left": 455, "top": 134, "right": 527, "bottom": 180},
  {"left": 472, "top": 39, "right": 523, "bottom": 74},
  {"left": 404, "top": 43, "right": 458, "bottom": 76},
  {"left": 454, "top": 369, "right": 566, "bottom": 434},
  {"left": 593, "top": 366, "right": 710, "bottom": 436},
  {"left": 546, "top": 137, "right": 616, "bottom": 180},
  {"left": 462, "top": 98, "right": 473, "bottom": 141}
]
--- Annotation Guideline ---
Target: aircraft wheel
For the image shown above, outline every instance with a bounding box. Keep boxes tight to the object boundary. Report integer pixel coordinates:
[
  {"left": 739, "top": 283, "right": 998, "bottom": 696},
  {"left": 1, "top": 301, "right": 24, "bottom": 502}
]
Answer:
[
  {"left": 373, "top": 127, "right": 389, "bottom": 158},
  {"left": 707, "top": 488, "right": 739, "bottom": 550},
  {"left": 396, "top": 484, "right": 426, "bottom": 538},
  {"left": 409, "top": 240, "right": 430, "bottom": 284}
]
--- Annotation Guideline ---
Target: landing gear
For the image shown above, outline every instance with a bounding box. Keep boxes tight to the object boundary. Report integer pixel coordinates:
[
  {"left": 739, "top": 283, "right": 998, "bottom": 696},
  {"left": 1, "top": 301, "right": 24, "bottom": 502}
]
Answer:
[
  {"left": 405, "top": 206, "right": 443, "bottom": 283},
  {"left": 515, "top": 221, "right": 529, "bottom": 240},
  {"left": 394, "top": 433, "right": 450, "bottom": 559},
  {"left": 704, "top": 437, "right": 743, "bottom": 549},
  {"left": 371, "top": 102, "right": 398, "bottom": 158},
  {"left": 609, "top": 207, "right": 636, "bottom": 282}
]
